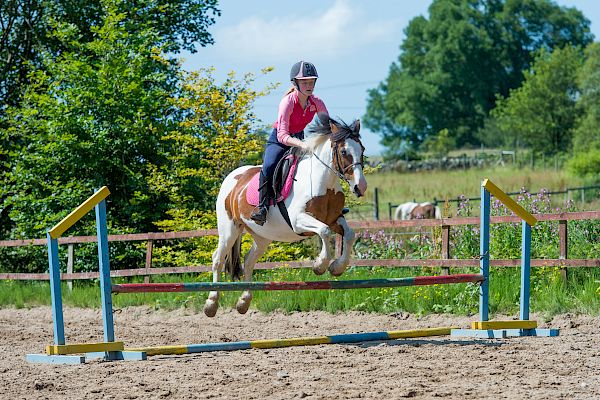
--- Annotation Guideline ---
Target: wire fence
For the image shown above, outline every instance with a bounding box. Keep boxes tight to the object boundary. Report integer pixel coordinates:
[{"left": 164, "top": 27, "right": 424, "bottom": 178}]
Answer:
[{"left": 378, "top": 184, "right": 600, "bottom": 221}]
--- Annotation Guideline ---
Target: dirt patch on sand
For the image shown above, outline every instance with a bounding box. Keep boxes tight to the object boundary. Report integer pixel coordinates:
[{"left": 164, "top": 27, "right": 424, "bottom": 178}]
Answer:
[{"left": 1, "top": 307, "right": 598, "bottom": 399}]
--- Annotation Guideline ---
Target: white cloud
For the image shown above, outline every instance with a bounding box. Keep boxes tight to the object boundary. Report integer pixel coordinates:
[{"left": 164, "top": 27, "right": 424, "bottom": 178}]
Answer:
[{"left": 214, "top": 0, "right": 399, "bottom": 61}]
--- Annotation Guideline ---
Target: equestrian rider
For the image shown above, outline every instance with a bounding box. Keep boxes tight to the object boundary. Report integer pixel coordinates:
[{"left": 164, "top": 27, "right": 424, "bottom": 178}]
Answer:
[{"left": 250, "top": 61, "right": 330, "bottom": 225}]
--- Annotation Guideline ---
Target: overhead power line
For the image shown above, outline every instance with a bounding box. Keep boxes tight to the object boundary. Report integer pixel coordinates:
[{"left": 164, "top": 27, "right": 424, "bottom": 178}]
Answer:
[
  {"left": 317, "top": 81, "right": 380, "bottom": 90},
  {"left": 260, "top": 80, "right": 380, "bottom": 96}
]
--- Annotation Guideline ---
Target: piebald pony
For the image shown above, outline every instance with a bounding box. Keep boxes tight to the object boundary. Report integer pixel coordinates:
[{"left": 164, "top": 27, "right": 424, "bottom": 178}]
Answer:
[{"left": 204, "top": 119, "right": 367, "bottom": 317}]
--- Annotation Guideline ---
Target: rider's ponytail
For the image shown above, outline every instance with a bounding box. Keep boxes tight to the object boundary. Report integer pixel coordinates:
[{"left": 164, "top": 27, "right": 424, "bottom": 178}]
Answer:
[{"left": 284, "top": 86, "right": 295, "bottom": 96}]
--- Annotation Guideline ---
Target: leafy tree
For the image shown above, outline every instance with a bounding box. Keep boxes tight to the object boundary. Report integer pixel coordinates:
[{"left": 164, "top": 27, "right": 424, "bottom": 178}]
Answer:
[
  {"left": 146, "top": 69, "right": 281, "bottom": 269},
  {"left": 0, "top": 0, "right": 45, "bottom": 109},
  {"left": 572, "top": 43, "right": 600, "bottom": 152},
  {"left": 0, "top": 0, "right": 221, "bottom": 238},
  {"left": 364, "top": 0, "right": 592, "bottom": 155},
  {"left": 567, "top": 150, "right": 600, "bottom": 178},
  {"left": 492, "top": 46, "right": 583, "bottom": 155},
  {"left": 0, "top": 2, "right": 277, "bottom": 274},
  {"left": 567, "top": 42, "right": 600, "bottom": 177},
  {"left": 0, "top": 0, "right": 219, "bottom": 109},
  {"left": 2, "top": 6, "right": 180, "bottom": 240},
  {"left": 150, "top": 68, "right": 276, "bottom": 231}
]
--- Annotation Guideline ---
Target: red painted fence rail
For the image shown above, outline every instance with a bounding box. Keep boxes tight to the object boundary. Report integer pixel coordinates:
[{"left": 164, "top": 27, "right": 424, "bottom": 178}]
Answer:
[{"left": 0, "top": 211, "right": 598, "bottom": 281}]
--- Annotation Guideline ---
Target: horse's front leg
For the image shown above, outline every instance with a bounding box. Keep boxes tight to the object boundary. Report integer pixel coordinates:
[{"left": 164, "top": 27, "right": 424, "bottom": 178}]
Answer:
[
  {"left": 328, "top": 217, "right": 355, "bottom": 276},
  {"left": 295, "top": 212, "right": 333, "bottom": 275},
  {"left": 236, "top": 236, "right": 270, "bottom": 314}
]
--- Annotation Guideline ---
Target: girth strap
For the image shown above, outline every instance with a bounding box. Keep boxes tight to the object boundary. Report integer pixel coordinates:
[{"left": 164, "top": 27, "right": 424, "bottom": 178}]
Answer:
[{"left": 276, "top": 201, "right": 294, "bottom": 230}]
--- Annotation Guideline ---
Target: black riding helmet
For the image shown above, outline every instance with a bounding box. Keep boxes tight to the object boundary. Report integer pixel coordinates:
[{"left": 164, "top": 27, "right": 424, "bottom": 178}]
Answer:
[{"left": 290, "top": 61, "right": 318, "bottom": 91}]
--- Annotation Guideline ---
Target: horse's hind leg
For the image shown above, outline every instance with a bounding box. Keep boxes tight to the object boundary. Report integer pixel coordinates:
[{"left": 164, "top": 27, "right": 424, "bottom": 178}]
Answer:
[
  {"left": 204, "top": 223, "right": 242, "bottom": 317},
  {"left": 236, "top": 236, "right": 270, "bottom": 314},
  {"left": 328, "top": 217, "right": 355, "bottom": 276}
]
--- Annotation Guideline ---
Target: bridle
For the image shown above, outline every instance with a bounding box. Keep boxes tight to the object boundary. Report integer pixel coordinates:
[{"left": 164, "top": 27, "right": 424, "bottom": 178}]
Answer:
[
  {"left": 332, "top": 138, "right": 364, "bottom": 176},
  {"left": 311, "top": 136, "right": 364, "bottom": 186}
]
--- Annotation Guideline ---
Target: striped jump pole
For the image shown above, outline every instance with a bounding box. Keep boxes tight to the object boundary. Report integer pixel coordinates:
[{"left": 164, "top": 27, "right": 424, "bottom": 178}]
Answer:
[
  {"left": 126, "top": 327, "right": 457, "bottom": 356},
  {"left": 112, "top": 274, "right": 484, "bottom": 294}
]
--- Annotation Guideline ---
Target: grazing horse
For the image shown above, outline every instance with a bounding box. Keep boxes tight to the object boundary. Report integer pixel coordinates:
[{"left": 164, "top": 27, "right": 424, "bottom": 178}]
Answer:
[
  {"left": 394, "top": 202, "right": 441, "bottom": 220},
  {"left": 204, "top": 118, "right": 367, "bottom": 317}
]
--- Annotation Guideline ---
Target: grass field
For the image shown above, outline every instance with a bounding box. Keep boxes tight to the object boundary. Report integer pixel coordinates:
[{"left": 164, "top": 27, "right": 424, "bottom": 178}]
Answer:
[
  {"left": 1, "top": 267, "right": 599, "bottom": 317},
  {"left": 350, "top": 165, "right": 599, "bottom": 219}
]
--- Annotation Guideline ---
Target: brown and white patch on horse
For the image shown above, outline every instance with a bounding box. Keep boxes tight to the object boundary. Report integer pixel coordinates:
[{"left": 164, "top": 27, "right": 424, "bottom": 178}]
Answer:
[
  {"left": 224, "top": 166, "right": 261, "bottom": 222},
  {"left": 304, "top": 189, "right": 345, "bottom": 235},
  {"left": 410, "top": 203, "right": 436, "bottom": 219}
]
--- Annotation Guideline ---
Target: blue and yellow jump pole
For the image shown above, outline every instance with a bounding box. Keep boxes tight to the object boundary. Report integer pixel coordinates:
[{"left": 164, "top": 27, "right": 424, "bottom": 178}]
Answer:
[
  {"left": 451, "top": 179, "right": 559, "bottom": 338},
  {"left": 26, "top": 187, "right": 146, "bottom": 364},
  {"left": 127, "top": 327, "right": 458, "bottom": 356}
]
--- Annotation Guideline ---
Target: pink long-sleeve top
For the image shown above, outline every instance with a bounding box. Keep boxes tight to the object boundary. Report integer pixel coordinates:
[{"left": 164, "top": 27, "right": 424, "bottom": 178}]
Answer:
[{"left": 273, "top": 91, "right": 328, "bottom": 145}]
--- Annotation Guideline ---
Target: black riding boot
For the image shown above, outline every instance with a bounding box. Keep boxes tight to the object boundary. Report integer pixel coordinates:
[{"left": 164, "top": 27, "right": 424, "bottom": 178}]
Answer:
[{"left": 250, "top": 171, "right": 269, "bottom": 225}]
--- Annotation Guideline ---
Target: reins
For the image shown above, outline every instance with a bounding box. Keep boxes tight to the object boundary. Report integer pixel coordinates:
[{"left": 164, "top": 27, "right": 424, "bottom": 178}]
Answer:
[
  {"left": 309, "top": 138, "right": 363, "bottom": 187},
  {"left": 311, "top": 151, "right": 351, "bottom": 185},
  {"left": 305, "top": 118, "right": 363, "bottom": 188}
]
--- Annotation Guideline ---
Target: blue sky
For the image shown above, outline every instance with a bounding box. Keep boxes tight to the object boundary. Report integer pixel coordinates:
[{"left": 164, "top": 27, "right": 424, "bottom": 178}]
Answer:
[{"left": 183, "top": 0, "right": 600, "bottom": 156}]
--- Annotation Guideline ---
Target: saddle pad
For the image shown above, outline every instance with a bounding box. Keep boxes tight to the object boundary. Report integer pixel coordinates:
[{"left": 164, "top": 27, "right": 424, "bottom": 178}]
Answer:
[
  {"left": 246, "top": 157, "right": 299, "bottom": 206},
  {"left": 246, "top": 172, "right": 262, "bottom": 206}
]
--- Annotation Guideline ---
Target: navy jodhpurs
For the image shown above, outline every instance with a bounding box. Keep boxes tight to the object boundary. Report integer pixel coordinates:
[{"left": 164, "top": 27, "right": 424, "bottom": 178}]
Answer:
[{"left": 261, "top": 128, "right": 304, "bottom": 183}]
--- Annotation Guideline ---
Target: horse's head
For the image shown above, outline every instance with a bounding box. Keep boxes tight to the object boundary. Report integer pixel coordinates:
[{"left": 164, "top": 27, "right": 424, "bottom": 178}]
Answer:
[{"left": 309, "top": 118, "right": 367, "bottom": 197}]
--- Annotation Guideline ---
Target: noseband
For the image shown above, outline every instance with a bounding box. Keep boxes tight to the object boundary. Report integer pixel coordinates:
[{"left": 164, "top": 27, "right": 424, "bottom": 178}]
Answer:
[{"left": 332, "top": 138, "right": 364, "bottom": 177}]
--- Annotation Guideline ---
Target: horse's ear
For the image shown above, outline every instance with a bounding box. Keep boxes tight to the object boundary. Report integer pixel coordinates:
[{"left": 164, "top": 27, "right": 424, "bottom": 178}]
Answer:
[
  {"left": 354, "top": 119, "right": 361, "bottom": 133},
  {"left": 329, "top": 121, "right": 339, "bottom": 134}
]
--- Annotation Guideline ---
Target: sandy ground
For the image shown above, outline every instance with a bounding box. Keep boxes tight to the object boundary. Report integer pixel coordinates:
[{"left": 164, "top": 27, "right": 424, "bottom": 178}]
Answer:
[{"left": 0, "top": 306, "right": 598, "bottom": 400}]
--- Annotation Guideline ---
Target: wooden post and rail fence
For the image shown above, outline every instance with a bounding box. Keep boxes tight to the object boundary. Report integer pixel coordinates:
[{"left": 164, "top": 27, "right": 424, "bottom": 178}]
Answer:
[
  {"left": 320, "top": 184, "right": 599, "bottom": 220},
  {"left": 0, "top": 211, "right": 598, "bottom": 284}
]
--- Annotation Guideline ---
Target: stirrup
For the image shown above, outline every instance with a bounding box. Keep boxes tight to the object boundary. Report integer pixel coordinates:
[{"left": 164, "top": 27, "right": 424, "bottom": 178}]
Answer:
[{"left": 250, "top": 207, "right": 267, "bottom": 225}]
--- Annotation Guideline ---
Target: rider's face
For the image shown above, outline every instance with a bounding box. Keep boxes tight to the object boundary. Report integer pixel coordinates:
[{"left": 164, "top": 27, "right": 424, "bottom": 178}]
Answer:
[{"left": 297, "top": 79, "right": 316, "bottom": 94}]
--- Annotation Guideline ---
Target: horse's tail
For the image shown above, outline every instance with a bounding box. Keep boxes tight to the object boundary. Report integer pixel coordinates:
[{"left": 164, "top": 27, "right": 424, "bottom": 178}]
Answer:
[{"left": 224, "top": 234, "right": 243, "bottom": 281}]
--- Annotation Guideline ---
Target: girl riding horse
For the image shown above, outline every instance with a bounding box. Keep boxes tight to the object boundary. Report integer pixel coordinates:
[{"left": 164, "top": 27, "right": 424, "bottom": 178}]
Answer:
[
  {"left": 206, "top": 118, "right": 367, "bottom": 317},
  {"left": 250, "top": 61, "right": 329, "bottom": 225}
]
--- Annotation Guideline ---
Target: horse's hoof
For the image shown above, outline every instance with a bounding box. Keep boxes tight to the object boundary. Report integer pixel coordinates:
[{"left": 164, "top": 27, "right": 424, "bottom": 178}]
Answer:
[
  {"left": 312, "top": 257, "right": 329, "bottom": 275},
  {"left": 203, "top": 300, "right": 218, "bottom": 317},
  {"left": 328, "top": 260, "right": 348, "bottom": 277},
  {"left": 236, "top": 300, "right": 251, "bottom": 314},
  {"left": 312, "top": 266, "right": 327, "bottom": 275}
]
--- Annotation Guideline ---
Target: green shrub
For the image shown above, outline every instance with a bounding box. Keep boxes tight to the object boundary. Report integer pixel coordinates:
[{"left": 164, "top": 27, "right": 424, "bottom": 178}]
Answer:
[{"left": 567, "top": 150, "right": 600, "bottom": 177}]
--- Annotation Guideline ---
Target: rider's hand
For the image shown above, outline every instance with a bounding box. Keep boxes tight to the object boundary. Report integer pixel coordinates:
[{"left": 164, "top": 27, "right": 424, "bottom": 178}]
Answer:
[
  {"left": 286, "top": 137, "right": 311, "bottom": 152},
  {"left": 298, "top": 141, "right": 312, "bottom": 153}
]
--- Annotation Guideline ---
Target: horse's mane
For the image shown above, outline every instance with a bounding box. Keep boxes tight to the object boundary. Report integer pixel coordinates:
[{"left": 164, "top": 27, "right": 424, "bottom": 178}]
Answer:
[{"left": 305, "top": 117, "right": 361, "bottom": 151}]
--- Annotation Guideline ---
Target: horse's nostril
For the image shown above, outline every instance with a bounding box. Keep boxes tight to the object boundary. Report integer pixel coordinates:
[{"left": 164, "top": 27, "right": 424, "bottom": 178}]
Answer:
[{"left": 354, "top": 185, "right": 362, "bottom": 197}]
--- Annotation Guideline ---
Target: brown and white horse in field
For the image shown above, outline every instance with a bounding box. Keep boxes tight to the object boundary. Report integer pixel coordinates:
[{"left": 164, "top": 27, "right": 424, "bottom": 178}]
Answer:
[
  {"left": 204, "top": 119, "right": 367, "bottom": 317},
  {"left": 394, "top": 202, "right": 441, "bottom": 220}
]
